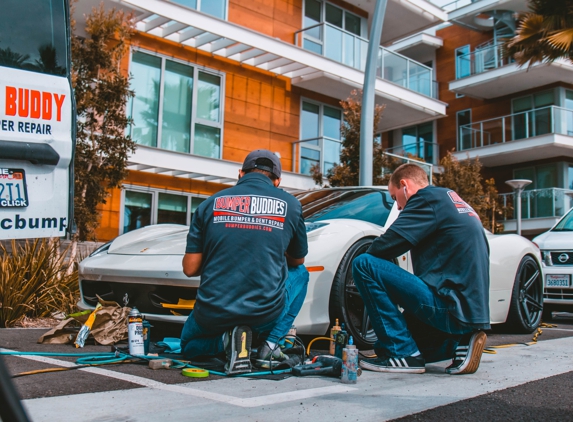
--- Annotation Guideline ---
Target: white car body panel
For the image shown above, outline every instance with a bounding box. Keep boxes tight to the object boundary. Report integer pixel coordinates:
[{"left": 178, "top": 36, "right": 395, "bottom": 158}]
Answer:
[{"left": 78, "top": 190, "right": 541, "bottom": 332}]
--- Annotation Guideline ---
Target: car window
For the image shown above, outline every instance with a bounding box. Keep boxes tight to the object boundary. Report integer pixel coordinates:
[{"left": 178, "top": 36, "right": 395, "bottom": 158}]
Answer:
[
  {"left": 295, "top": 189, "right": 394, "bottom": 227},
  {"left": 552, "top": 208, "right": 573, "bottom": 231}
]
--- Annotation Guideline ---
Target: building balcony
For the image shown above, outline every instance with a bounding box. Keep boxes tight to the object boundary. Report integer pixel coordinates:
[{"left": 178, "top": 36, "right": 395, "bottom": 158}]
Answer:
[
  {"left": 126, "top": 145, "right": 316, "bottom": 192},
  {"left": 444, "top": 0, "right": 528, "bottom": 28},
  {"left": 385, "top": 141, "right": 439, "bottom": 165},
  {"left": 295, "top": 23, "right": 438, "bottom": 99},
  {"left": 111, "top": 0, "right": 445, "bottom": 132},
  {"left": 454, "top": 106, "right": 573, "bottom": 166},
  {"left": 499, "top": 188, "right": 573, "bottom": 234},
  {"left": 450, "top": 43, "right": 573, "bottom": 99}
]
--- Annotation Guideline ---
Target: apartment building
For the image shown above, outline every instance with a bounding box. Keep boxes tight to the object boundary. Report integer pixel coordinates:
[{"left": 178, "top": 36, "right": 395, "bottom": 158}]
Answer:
[
  {"left": 432, "top": 0, "right": 573, "bottom": 235},
  {"left": 74, "top": 0, "right": 447, "bottom": 241}
]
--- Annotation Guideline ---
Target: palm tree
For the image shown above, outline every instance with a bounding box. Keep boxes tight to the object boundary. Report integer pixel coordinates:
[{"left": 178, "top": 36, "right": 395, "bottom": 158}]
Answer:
[{"left": 506, "top": 0, "right": 573, "bottom": 66}]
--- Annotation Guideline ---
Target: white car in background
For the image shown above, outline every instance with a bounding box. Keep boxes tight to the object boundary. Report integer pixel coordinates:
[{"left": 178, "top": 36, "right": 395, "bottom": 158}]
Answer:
[
  {"left": 79, "top": 187, "right": 544, "bottom": 348},
  {"left": 533, "top": 207, "right": 573, "bottom": 320}
]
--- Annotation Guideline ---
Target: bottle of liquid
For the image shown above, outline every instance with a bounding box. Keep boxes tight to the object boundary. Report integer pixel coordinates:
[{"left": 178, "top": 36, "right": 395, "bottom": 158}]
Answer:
[
  {"left": 334, "top": 323, "right": 348, "bottom": 359},
  {"left": 329, "top": 319, "right": 341, "bottom": 355},
  {"left": 128, "top": 307, "right": 145, "bottom": 356},
  {"left": 341, "top": 336, "right": 358, "bottom": 384}
]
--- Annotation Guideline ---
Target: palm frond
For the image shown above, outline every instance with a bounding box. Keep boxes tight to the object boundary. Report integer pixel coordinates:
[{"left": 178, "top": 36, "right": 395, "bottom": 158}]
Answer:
[{"left": 546, "top": 28, "right": 573, "bottom": 52}]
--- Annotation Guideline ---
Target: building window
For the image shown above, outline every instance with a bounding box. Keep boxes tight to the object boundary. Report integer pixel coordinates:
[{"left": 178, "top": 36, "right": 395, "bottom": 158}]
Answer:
[
  {"left": 122, "top": 187, "right": 207, "bottom": 234},
  {"left": 304, "top": 1, "right": 362, "bottom": 36},
  {"left": 169, "top": 0, "right": 227, "bottom": 20},
  {"left": 400, "top": 122, "right": 435, "bottom": 164},
  {"left": 455, "top": 45, "right": 470, "bottom": 79},
  {"left": 128, "top": 50, "right": 223, "bottom": 159},
  {"left": 457, "top": 109, "right": 472, "bottom": 150},
  {"left": 512, "top": 90, "right": 555, "bottom": 140},
  {"left": 298, "top": 99, "right": 342, "bottom": 175}
]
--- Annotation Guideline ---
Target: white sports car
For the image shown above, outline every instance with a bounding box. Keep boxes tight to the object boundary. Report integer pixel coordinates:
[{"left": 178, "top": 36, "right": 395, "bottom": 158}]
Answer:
[{"left": 79, "top": 187, "right": 544, "bottom": 348}]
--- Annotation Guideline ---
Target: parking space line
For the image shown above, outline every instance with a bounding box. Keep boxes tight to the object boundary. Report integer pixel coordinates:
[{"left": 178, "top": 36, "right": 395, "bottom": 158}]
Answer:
[{"left": 2, "top": 348, "right": 353, "bottom": 408}]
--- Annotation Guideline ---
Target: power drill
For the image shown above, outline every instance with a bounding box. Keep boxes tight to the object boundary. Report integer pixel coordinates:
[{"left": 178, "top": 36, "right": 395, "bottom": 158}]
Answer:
[{"left": 292, "top": 355, "right": 343, "bottom": 377}]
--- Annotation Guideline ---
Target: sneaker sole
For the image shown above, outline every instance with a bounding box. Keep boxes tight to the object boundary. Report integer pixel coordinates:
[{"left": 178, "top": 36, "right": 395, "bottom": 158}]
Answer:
[
  {"left": 359, "top": 360, "right": 425, "bottom": 374},
  {"left": 447, "top": 331, "right": 487, "bottom": 375},
  {"left": 226, "top": 326, "right": 252, "bottom": 375}
]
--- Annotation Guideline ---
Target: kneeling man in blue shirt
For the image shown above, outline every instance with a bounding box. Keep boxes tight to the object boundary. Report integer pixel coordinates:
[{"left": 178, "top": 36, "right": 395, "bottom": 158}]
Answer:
[
  {"left": 180, "top": 150, "right": 309, "bottom": 374},
  {"left": 353, "top": 163, "right": 490, "bottom": 375}
]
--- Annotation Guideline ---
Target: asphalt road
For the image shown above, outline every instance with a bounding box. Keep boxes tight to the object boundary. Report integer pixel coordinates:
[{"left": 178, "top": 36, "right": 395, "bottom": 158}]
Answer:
[{"left": 2, "top": 314, "right": 573, "bottom": 421}]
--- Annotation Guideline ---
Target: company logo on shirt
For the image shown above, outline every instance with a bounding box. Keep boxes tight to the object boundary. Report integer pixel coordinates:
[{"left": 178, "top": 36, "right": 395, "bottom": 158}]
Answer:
[
  {"left": 212, "top": 195, "right": 287, "bottom": 230},
  {"left": 447, "top": 190, "right": 480, "bottom": 220}
]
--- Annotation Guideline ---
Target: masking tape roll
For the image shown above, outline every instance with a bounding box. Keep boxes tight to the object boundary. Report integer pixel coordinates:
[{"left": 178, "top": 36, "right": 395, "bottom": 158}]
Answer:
[{"left": 181, "top": 368, "right": 209, "bottom": 378}]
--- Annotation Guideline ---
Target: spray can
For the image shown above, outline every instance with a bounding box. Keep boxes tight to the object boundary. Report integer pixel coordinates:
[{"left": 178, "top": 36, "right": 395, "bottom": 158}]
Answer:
[
  {"left": 142, "top": 318, "right": 152, "bottom": 355},
  {"left": 128, "top": 307, "right": 145, "bottom": 356},
  {"left": 341, "top": 336, "right": 358, "bottom": 384},
  {"left": 334, "top": 323, "right": 348, "bottom": 359},
  {"left": 329, "top": 319, "right": 341, "bottom": 356},
  {"left": 284, "top": 325, "right": 296, "bottom": 349}
]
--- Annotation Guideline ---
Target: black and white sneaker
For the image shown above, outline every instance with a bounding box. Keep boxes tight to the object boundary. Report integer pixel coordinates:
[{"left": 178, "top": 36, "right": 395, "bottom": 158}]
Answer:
[
  {"left": 223, "top": 325, "right": 252, "bottom": 375},
  {"left": 359, "top": 356, "right": 425, "bottom": 374},
  {"left": 446, "top": 331, "right": 487, "bottom": 375}
]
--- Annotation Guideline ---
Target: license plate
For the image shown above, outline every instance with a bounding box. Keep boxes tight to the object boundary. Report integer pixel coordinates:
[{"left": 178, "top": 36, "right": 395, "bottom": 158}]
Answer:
[
  {"left": 0, "top": 168, "right": 29, "bottom": 208},
  {"left": 546, "top": 274, "right": 571, "bottom": 288}
]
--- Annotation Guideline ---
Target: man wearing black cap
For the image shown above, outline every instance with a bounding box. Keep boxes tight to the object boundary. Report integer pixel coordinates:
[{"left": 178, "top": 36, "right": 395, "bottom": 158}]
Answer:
[{"left": 180, "top": 149, "right": 309, "bottom": 374}]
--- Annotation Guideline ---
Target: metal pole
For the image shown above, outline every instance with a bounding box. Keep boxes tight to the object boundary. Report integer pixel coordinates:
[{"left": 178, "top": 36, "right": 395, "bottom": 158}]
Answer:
[
  {"left": 359, "top": 0, "right": 388, "bottom": 186},
  {"left": 516, "top": 188, "right": 522, "bottom": 236}
]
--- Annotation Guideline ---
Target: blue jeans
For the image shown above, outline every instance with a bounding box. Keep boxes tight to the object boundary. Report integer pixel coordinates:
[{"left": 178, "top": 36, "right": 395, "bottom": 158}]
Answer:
[
  {"left": 352, "top": 254, "right": 475, "bottom": 362},
  {"left": 180, "top": 265, "right": 309, "bottom": 359}
]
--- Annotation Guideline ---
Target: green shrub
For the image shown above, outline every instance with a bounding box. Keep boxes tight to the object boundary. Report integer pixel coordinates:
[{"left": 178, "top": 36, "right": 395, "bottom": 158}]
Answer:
[{"left": 0, "top": 239, "right": 79, "bottom": 328}]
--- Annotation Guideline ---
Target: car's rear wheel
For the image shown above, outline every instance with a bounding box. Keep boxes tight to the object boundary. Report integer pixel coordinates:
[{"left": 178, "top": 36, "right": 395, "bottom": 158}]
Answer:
[
  {"left": 329, "top": 238, "right": 377, "bottom": 350},
  {"left": 502, "top": 255, "right": 543, "bottom": 333}
]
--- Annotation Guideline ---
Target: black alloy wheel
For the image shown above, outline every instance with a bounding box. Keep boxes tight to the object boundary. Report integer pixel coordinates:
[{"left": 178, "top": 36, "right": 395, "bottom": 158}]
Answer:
[
  {"left": 329, "top": 238, "right": 378, "bottom": 349},
  {"left": 502, "top": 255, "right": 543, "bottom": 333}
]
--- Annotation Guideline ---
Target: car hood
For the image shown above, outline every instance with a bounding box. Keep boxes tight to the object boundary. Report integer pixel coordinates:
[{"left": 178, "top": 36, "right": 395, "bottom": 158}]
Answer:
[
  {"left": 533, "top": 231, "right": 573, "bottom": 250},
  {"left": 108, "top": 224, "right": 188, "bottom": 255}
]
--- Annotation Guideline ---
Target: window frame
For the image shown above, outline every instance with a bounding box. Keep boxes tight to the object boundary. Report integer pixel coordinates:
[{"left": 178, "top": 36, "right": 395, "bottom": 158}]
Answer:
[
  {"left": 167, "top": 0, "right": 228, "bottom": 20},
  {"left": 398, "top": 122, "right": 436, "bottom": 164},
  {"left": 302, "top": 0, "right": 366, "bottom": 38},
  {"left": 456, "top": 109, "right": 472, "bottom": 149},
  {"left": 127, "top": 47, "right": 226, "bottom": 159},
  {"left": 119, "top": 185, "right": 209, "bottom": 235},
  {"left": 455, "top": 44, "right": 471, "bottom": 79}
]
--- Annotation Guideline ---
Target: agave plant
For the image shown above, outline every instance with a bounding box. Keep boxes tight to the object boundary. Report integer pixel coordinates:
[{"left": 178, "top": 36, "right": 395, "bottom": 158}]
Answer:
[
  {"left": 0, "top": 239, "right": 80, "bottom": 327},
  {"left": 506, "top": 0, "right": 573, "bottom": 66}
]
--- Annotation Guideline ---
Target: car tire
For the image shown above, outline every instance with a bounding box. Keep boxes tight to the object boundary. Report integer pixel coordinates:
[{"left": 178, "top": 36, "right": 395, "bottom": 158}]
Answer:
[
  {"left": 502, "top": 255, "right": 543, "bottom": 334},
  {"left": 329, "top": 237, "right": 377, "bottom": 350}
]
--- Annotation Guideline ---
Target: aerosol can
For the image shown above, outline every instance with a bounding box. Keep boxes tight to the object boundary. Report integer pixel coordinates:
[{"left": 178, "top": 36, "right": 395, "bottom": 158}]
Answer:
[{"left": 128, "top": 307, "right": 145, "bottom": 356}]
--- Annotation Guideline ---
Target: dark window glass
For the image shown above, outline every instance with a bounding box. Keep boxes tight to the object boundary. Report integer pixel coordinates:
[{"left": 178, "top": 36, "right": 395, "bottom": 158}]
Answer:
[
  {"left": 295, "top": 189, "right": 394, "bottom": 227},
  {"left": 124, "top": 191, "right": 152, "bottom": 233},
  {"left": 325, "top": 4, "right": 343, "bottom": 28},
  {"left": 455, "top": 45, "right": 470, "bottom": 79},
  {"left": 345, "top": 13, "right": 361, "bottom": 36},
  {"left": 457, "top": 109, "right": 472, "bottom": 150},
  {"left": 0, "top": 0, "right": 68, "bottom": 76},
  {"left": 158, "top": 193, "right": 187, "bottom": 225}
]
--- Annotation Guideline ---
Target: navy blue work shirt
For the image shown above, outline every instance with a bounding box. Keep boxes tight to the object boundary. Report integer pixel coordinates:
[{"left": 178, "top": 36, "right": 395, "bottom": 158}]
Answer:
[
  {"left": 185, "top": 172, "right": 308, "bottom": 330},
  {"left": 367, "top": 185, "right": 490, "bottom": 327}
]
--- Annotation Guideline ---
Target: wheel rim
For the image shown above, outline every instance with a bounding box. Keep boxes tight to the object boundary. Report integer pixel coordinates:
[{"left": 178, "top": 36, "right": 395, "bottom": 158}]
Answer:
[
  {"left": 517, "top": 258, "right": 543, "bottom": 329},
  {"left": 343, "top": 245, "right": 378, "bottom": 346}
]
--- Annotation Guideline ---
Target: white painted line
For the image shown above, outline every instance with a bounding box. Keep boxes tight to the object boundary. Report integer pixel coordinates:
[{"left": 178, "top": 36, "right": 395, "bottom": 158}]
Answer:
[
  {"left": 541, "top": 327, "right": 573, "bottom": 332},
  {"left": 1, "top": 348, "right": 352, "bottom": 408},
  {"left": 229, "top": 385, "right": 356, "bottom": 408}
]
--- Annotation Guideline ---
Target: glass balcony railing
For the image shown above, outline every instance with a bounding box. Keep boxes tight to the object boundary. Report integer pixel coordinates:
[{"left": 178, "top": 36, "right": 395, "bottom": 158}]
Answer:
[
  {"left": 294, "top": 23, "right": 438, "bottom": 98},
  {"left": 456, "top": 42, "right": 513, "bottom": 79},
  {"left": 459, "top": 106, "right": 573, "bottom": 151},
  {"left": 292, "top": 137, "right": 343, "bottom": 176},
  {"left": 440, "top": 0, "right": 481, "bottom": 12},
  {"left": 499, "top": 188, "right": 573, "bottom": 220},
  {"left": 385, "top": 141, "right": 439, "bottom": 165},
  {"left": 383, "top": 152, "right": 433, "bottom": 184}
]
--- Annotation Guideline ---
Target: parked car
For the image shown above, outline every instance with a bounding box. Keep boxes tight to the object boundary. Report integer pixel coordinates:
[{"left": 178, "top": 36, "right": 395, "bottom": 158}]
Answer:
[
  {"left": 79, "top": 187, "right": 543, "bottom": 348},
  {"left": 533, "top": 207, "right": 573, "bottom": 320}
]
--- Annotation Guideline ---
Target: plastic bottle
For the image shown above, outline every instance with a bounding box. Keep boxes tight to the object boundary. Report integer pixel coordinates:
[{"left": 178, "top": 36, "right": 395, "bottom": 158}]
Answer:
[
  {"left": 341, "top": 336, "right": 358, "bottom": 384},
  {"left": 334, "top": 323, "right": 348, "bottom": 359},
  {"left": 128, "top": 307, "right": 145, "bottom": 356},
  {"left": 329, "top": 319, "right": 341, "bottom": 355}
]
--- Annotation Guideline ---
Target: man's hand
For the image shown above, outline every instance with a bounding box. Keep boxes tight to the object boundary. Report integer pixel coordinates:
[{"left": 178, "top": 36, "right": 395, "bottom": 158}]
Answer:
[
  {"left": 182, "top": 253, "right": 203, "bottom": 277},
  {"left": 286, "top": 252, "right": 304, "bottom": 267}
]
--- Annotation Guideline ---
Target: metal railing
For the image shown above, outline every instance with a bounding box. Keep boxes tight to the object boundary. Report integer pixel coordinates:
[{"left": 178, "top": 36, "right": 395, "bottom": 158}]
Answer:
[
  {"left": 459, "top": 106, "right": 573, "bottom": 151},
  {"left": 294, "top": 23, "right": 438, "bottom": 98},
  {"left": 383, "top": 152, "right": 433, "bottom": 184},
  {"left": 385, "top": 141, "right": 439, "bottom": 165},
  {"left": 500, "top": 188, "right": 573, "bottom": 220},
  {"left": 292, "top": 136, "right": 343, "bottom": 175},
  {"left": 456, "top": 42, "right": 513, "bottom": 79}
]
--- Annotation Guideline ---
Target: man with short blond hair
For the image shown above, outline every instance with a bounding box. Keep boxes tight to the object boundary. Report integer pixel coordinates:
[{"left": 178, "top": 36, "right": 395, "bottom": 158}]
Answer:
[{"left": 353, "top": 163, "right": 490, "bottom": 375}]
